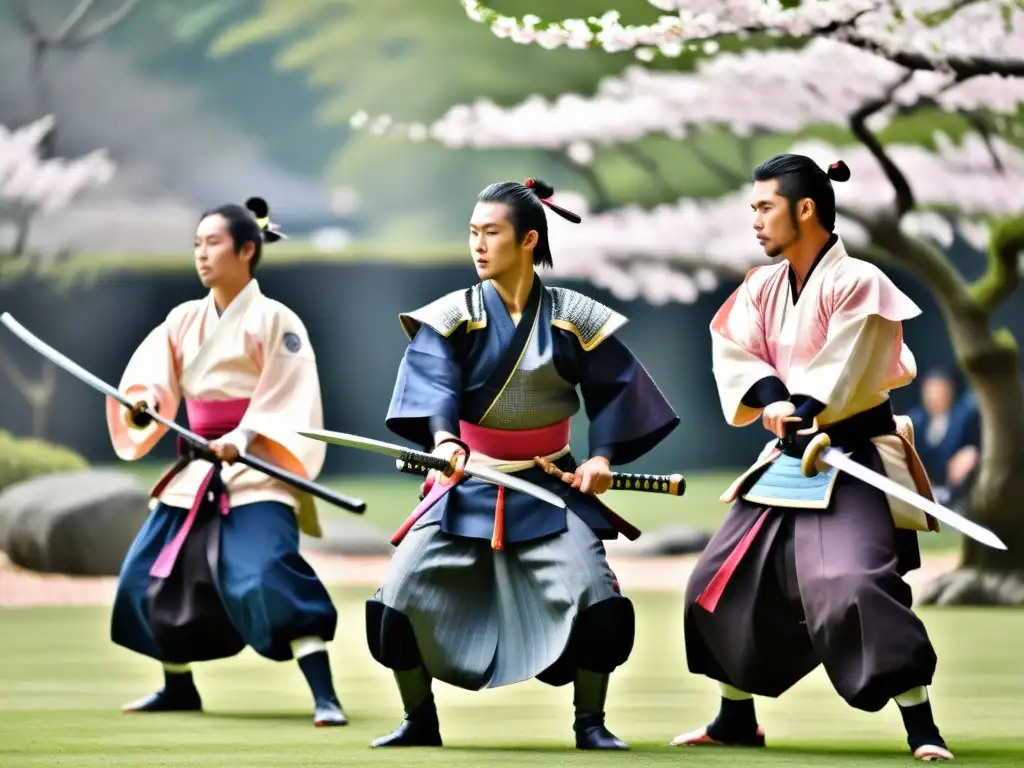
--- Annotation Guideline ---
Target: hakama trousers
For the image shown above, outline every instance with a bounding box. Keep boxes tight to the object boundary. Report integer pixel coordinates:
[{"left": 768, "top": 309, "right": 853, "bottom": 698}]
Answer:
[
  {"left": 111, "top": 500, "right": 337, "bottom": 664},
  {"left": 684, "top": 448, "right": 937, "bottom": 713}
]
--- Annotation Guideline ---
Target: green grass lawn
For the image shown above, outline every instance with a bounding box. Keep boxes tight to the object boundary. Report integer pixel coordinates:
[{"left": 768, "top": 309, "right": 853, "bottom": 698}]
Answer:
[
  {"left": 1, "top": 588, "right": 1021, "bottom": 766},
  {"left": 113, "top": 463, "right": 966, "bottom": 553}
]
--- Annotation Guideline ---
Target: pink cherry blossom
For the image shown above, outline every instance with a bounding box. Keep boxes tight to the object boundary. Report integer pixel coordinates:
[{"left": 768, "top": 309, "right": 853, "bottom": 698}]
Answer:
[
  {"left": 0, "top": 116, "right": 116, "bottom": 219},
  {"left": 544, "top": 136, "right": 1024, "bottom": 304},
  {"left": 352, "top": 37, "right": 1024, "bottom": 149},
  {"left": 462, "top": 0, "right": 1024, "bottom": 75}
]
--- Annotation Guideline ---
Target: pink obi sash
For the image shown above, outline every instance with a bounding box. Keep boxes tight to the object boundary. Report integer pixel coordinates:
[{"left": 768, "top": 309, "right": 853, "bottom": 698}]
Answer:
[
  {"left": 148, "top": 398, "right": 251, "bottom": 579},
  {"left": 391, "top": 418, "right": 571, "bottom": 550}
]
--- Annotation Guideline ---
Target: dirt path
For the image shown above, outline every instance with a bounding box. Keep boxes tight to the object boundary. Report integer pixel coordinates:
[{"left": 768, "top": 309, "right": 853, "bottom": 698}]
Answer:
[{"left": 0, "top": 550, "right": 960, "bottom": 607}]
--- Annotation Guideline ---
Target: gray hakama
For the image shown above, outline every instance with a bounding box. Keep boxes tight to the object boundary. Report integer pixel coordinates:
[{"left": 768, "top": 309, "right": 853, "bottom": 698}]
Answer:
[{"left": 366, "top": 277, "right": 679, "bottom": 748}]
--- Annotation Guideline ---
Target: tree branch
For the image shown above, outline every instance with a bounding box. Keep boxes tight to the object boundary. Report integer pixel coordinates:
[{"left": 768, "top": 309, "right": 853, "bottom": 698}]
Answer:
[
  {"left": 862, "top": 215, "right": 971, "bottom": 309},
  {"left": 688, "top": 131, "right": 747, "bottom": 188},
  {"left": 0, "top": 340, "right": 37, "bottom": 400},
  {"left": 9, "top": 0, "right": 43, "bottom": 41},
  {"left": 835, "top": 30, "right": 1024, "bottom": 79},
  {"left": 617, "top": 145, "right": 677, "bottom": 200},
  {"left": 968, "top": 215, "right": 1024, "bottom": 314},
  {"left": 67, "top": 0, "right": 140, "bottom": 46},
  {"left": 964, "top": 111, "right": 1005, "bottom": 172},
  {"left": 53, "top": 0, "right": 96, "bottom": 44},
  {"left": 545, "top": 150, "right": 613, "bottom": 211},
  {"left": 848, "top": 71, "right": 917, "bottom": 218}
]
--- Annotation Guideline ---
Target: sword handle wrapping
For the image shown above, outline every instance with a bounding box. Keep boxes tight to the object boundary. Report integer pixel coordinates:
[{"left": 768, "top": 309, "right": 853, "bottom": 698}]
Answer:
[
  {"left": 395, "top": 460, "right": 685, "bottom": 496},
  {"left": 398, "top": 451, "right": 454, "bottom": 476},
  {"left": 610, "top": 472, "right": 686, "bottom": 496}
]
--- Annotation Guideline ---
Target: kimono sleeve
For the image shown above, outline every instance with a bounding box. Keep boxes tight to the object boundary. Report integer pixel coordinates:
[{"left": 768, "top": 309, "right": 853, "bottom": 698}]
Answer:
[
  {"left": 710, "top": 270, "right": 787, "bottom": 426},
  {"left": 385, "top": 325, "right": 463, "bottom": 449},
  {"left": 575, "top": 334, "right": 680, "bottom": 466},
  {"left": 235, "top": 306, "right": 326, "bottom": 482},
  {"left": 105, "top": 315, "right": 183, "bottom": 461},
  {"left": 786, "top": 266, "right": 921, "bottom": 414}
]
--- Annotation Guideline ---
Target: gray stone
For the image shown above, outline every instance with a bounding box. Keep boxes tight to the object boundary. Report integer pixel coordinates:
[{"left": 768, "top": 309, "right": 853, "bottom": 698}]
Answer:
[
  {"left": 301, "top": 514, "right": 394, "bottom": 556},
  {"left": 0, "top": 468, "right": 150, "bottom": 576},
  {"left": 605, "top": 523, "right": 712, "bottom": 557}
]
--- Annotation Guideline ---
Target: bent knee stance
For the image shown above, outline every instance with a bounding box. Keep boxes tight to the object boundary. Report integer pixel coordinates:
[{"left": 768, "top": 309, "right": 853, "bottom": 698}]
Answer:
[
  {"left": 537, "top": 596, "right": 636, "bottom": 686},
  {"left": 366, "top": 598, "right": 423, "bottom": 670},
  {"left": 575, "top": 596, "right": 636, "bottom": 672}
]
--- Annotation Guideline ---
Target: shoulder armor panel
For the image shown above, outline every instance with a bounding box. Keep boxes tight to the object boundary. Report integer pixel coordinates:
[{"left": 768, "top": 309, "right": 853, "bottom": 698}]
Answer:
[
  {"left": 548, "top": 286, "right": 627, "bottom": 351},
  {"left": 399, "top": 285, "right": 486, "bottom": 340}
]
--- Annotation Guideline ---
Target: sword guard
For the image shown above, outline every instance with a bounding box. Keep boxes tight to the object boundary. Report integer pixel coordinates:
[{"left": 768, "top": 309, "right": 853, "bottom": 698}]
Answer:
[{"left": 801, "top": 432, "right": 831, "bottom": 478}]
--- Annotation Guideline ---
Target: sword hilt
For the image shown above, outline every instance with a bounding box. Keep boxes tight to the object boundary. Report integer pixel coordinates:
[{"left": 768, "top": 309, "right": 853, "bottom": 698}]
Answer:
[
  {"left": 801, "top": 432, "right": 832, "bottom": 477},
  {"left": 610, "top": 472, "right": 686, "bottom": 496},
  {"left": 398, "top": 451, "right": 458, "bottom": 477},
  {"left": 394, "top": 460, "right": 685, "bottom": 496}
]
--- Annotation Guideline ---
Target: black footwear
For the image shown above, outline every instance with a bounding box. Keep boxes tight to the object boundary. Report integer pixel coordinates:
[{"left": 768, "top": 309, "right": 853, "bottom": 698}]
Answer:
[
  {"left": 574, "top": 712, "right": 628, "bottom": 750},
  {"left": 370, "top": 693, "right": 442, "bottom": 747},
  {"left": 122, "top": 685, "right": 202, "bottom": 713}
]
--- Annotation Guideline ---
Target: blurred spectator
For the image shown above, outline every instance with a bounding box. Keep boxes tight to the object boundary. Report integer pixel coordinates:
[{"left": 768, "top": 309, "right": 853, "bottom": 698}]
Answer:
[{"left": 907, "top": 369, "right": 980, "bottom": 510}]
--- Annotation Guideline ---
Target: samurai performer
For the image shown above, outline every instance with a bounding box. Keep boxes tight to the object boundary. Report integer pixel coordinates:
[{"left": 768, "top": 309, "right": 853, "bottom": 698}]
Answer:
[
  {"left": 673, "top": 155, "right": 952, "bottom": 761},
  {"left": 367, "top": 177, "right": 679, "bottom": 749},
  {"left": 105, "top": 198, "right": 347, "bottom": 727}
]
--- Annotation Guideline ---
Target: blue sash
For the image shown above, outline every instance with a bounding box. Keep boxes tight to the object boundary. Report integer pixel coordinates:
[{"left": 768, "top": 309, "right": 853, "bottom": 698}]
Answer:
[{"left": 741, "top": 453, "right": 839, "bottom": 509}]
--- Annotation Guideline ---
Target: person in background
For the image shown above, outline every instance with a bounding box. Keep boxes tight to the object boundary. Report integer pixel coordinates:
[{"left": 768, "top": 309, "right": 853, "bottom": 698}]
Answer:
[{"left": 907, "top": 369, "right": 980, "bottom": 509}]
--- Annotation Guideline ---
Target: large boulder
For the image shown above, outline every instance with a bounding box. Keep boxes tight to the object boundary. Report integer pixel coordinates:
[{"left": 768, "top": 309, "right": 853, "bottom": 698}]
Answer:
[{"left": 0, "top": 469, "right": 150, "bottom": 576}]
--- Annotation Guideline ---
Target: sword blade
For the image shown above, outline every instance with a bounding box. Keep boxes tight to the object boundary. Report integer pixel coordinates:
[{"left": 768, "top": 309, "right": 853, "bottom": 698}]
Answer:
[
  {"left": 820, "top": 447, "right": 1007, "bottom": 551},
  {"left": 2, "top": 312, "right": 133, "bottom": 409},
  {"left": 298, "top": 428, "right": 566, "bottom": 509},
  {"left": 0, "top": 314, "right": 367, "bottom": 513},
  {"left": 463, "top": 463, "right": 567, "bottom": 510}
]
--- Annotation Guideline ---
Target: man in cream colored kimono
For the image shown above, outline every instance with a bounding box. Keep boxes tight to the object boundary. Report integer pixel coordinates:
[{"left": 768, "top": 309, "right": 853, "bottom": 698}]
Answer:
[
  {"left": 106, "top": 198, "right": 347, "bottom": 727},
  {"left": 673, "top": 156, "right": 953, "bottom": 762}
]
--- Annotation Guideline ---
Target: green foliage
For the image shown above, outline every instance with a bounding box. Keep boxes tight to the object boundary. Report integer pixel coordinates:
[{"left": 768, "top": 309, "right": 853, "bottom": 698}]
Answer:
[
  {"left": 0, "top": 431, "right": 89, "bottom": 495},
  {"left": 194, "top": 0, "right": 808, "bottom": 238}
]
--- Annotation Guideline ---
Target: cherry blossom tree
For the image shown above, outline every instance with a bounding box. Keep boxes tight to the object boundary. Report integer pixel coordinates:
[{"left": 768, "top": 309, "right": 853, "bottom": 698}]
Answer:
[
  {"left": 0, "top": 115, "right": 116, "bottom": 263},
  {"left": 351, "top": 0, "right": 1024, "bottom": 604},
  {"left": 0, "top": 115, "right": 115, "bottom": 438}
]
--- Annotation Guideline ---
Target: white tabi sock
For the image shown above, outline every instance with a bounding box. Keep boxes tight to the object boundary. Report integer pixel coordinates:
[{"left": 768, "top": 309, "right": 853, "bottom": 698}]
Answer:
[
  {"left": 162, "top": 662, "right": 191, "bottom": 675},
  {"left": 894, "top": 685, "right": 929, "bottom": 707},
  {"left": 290, "top": 636, "right": 327, "bottom": 660},
  {"left": 719, "top": 682, "right": 753, "bottom": 701}
]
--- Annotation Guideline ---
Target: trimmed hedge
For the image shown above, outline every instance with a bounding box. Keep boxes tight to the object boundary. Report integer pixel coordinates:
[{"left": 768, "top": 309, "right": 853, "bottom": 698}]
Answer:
[{"left": 0, "top": 430, "right": 89, "bottom": 495}]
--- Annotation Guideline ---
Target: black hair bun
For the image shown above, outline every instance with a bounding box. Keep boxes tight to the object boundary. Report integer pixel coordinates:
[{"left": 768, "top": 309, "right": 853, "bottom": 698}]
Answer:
[
  {"left": 243, "top": 196, "right": 286, "bottom": 242},
  {"left": 245, "top": 196, "right": 269, "bottom": 218},
  {"left": 524, "top": 177, "right": 555, "bottom": 199},
  {"left": 826, "top": 160, "right": 851, "bottom": 182}
]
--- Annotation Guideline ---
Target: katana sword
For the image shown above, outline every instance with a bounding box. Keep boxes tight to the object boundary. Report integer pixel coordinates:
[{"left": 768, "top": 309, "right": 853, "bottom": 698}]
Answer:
[
  {"left": 297, "top": 427, "right": 569, "bottom": 509},
  {"left": 0, "top": 312, "right": 367, "bottom": 514},
  {"left": 802, "top": 433, "right": 1006, "bottom": 551},
  {"left": 394, "top": 457, "right": 686, "bottom": 496}
]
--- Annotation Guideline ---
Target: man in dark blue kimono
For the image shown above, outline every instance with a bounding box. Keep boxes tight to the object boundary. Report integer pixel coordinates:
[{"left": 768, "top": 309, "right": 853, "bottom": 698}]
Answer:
[{"left": 364, "top": 178, "right": 679, "bottom": 751}]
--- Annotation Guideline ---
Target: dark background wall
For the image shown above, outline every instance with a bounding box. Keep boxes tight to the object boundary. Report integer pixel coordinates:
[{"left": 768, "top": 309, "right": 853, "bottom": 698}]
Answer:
[{"left": 0, "top": 247, "right": 1017, "bottom": 476}]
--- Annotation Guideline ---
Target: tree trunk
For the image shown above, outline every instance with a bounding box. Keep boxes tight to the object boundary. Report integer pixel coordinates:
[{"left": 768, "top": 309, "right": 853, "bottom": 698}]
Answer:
[
  {"left": 916, "top": 301, "right": 1024, "bottom": 605},
  {"left": 857, "top": 219, "right": 1024, "bottom": 605}
]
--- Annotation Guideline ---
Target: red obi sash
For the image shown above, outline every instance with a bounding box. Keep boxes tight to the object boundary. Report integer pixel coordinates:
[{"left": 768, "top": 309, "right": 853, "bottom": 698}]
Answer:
[
  {"left": 390, "top": 419, "right": 570, "bottom": 550},
  {"left": 148, "top": 398, "right": 251, "bottom": 579}
]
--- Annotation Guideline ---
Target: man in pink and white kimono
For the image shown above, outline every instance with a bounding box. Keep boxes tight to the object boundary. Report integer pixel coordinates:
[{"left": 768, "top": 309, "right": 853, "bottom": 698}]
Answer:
[
  {"left": 673, "top": 155, "right": 953, "bottom": 761},
  {"left": 105, "top": 198, "right": 347, "bottom": 727}
]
